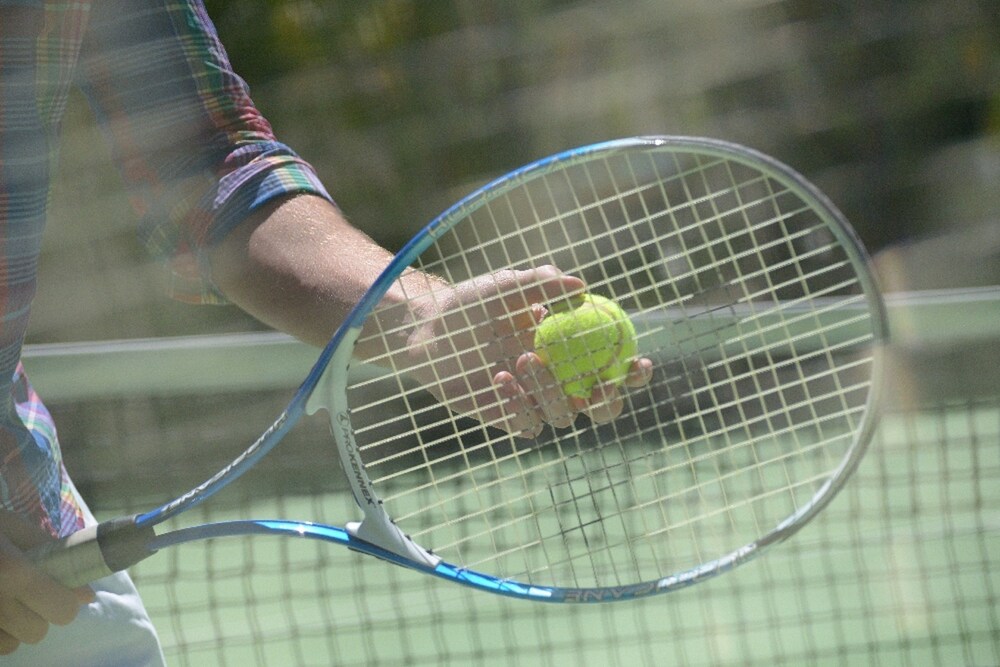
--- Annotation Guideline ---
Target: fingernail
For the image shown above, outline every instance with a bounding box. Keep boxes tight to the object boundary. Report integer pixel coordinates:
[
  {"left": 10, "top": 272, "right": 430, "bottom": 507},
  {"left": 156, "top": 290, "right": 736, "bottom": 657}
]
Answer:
[
  {"left": 549, "top": 414, "right": 574, "bottom": 429},
  {"left": 494, "top": 372, "right": 515, "bottom": 392},
  {"left": 525, "top": 354, "right": 545, "bottom": 373}
]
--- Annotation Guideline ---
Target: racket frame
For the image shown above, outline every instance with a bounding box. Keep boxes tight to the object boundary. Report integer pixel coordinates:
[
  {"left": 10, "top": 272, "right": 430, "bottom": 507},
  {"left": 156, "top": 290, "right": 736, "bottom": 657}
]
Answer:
[{"left": 30, "top": 136, "right": 888, "bottom": 601}]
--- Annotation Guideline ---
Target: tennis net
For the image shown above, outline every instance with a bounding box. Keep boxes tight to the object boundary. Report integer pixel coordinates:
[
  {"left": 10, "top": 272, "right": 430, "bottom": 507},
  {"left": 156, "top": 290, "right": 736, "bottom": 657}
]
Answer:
[{"left": 23, "top": 286, "right": 1000, "bottom": 666}]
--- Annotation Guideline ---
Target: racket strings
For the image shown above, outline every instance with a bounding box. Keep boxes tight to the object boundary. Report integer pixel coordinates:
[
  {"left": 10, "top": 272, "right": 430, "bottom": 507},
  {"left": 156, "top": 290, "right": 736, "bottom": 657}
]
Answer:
[
  {"left": 358, "top": 338, "right": 869, "bottom": 514},
  {"left": 353, "top": 284, "right": 872, "bottom": 485},
  {"left": 351, "top": 245, "right": 864, "bottom": 453},
  {"left": 344, "top": 146, "right": 878, "bottom": 589},
  {"left": 358, "top": 168, "right": 850, "bottom": 369}
]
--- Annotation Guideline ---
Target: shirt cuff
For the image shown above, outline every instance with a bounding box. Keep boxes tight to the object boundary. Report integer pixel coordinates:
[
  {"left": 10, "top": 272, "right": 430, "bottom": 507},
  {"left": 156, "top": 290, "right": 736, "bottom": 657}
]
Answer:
[{"left": 153, "top": 142, "right": 334, "bottom": 305}]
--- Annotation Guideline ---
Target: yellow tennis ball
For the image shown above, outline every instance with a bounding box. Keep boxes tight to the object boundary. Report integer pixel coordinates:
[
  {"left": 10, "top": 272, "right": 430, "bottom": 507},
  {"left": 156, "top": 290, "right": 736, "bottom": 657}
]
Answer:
[{"left": 533, "top": 293, "right": 638, "bottom": 399}]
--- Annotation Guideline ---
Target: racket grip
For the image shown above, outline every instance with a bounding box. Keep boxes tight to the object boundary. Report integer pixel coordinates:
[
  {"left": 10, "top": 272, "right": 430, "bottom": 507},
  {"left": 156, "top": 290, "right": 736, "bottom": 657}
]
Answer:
[{"left": 27, "top": 515, "right": 156, "bottom": 588}]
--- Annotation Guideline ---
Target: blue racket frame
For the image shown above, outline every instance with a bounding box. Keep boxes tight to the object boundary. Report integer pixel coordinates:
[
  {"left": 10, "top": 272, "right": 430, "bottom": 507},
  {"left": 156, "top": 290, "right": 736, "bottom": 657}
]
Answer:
[{"left": 35, "top": 136, "right": 887, "bottom": 601}]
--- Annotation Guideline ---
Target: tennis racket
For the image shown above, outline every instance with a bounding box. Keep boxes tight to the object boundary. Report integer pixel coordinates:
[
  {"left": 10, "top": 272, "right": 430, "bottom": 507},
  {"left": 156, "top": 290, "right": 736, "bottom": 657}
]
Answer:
[{"left": 31, "top": 136, "right": 888, "bottom": 602}]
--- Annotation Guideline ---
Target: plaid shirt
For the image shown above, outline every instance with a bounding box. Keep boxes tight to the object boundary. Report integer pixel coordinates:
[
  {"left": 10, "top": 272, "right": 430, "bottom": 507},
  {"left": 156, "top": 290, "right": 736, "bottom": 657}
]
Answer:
[{"left": 0, "top": 0, "right": 331, "bottom": 537}]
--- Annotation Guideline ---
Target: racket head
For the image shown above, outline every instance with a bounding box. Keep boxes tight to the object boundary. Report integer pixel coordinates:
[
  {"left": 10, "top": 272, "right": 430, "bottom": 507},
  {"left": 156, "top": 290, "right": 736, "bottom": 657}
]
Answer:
[{"left": 309, "top": 136, "right": 889, "bottom": 601}]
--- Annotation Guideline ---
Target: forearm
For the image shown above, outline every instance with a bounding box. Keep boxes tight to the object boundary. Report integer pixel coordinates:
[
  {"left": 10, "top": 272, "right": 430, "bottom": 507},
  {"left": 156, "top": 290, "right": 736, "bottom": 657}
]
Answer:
[
  {"left": 207, "top": 192, "right": 649, "bottom": 436},
  {"left": 208, "top": 194, "right": 442, "bottom": 361}
]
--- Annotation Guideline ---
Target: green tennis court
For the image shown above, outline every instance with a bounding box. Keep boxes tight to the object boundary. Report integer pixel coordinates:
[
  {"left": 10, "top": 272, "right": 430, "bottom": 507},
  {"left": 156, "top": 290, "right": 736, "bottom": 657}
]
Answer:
[
  {"left": 23, "top": 288, "right": 1000, "bottom": 666},
  {"left": 9, "top": 0, "right": 993, "bottom": 663}
]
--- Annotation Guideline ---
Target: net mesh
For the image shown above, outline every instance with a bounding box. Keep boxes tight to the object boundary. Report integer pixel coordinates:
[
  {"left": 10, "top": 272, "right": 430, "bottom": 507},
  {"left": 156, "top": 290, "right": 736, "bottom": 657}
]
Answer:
[
  {"left": 22, "top": 0, "right": 997, "bottom": 662},
  {"left": 38, "top": 296, "right": 999, "bottom": 666}
]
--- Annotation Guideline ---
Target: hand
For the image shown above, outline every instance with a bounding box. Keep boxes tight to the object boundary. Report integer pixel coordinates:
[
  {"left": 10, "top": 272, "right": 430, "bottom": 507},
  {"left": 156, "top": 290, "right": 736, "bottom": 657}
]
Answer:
[
  {"left": 0, "top": 511, "right": 95, "bottom": 655},
  {"left": 400, "top": 265, "right": 653, "bottom": 438}
]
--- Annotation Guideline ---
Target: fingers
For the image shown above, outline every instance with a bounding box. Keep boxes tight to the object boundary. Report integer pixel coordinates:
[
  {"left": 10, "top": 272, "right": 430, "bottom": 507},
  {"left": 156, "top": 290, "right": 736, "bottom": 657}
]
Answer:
[
  {"left": 0, "top": 630, "right": 17, "bottom": 656},
  {"left": 581, "top": 359, "right": 654, "bottom": 424},
  {"left": 493, "top": 371, "right": 543, "bottom": 439},
  {"left": 493, "top": 352, "right": 581, "bottom": 438},
  {"left": 476, "top": 265, "right": 586, "bottom": 320},
  {"left": 451, "top": 265, "right": 654, "bottom": 439},
  {"left": 515, "top": 354, "right": 575, "bottom": 429},
  {"left": 495, "top": 355, "right": 654, "bottom": 438},
  {"left": 517, "top": 265, "right": 586, "bottom": 306},
  {"left": 492, "top": 375, "right": 619, "bottom": 437},
  {"left": 625, "top": 357, "right": 655, "bottom": 389},
  {"left": 0, "top": 596, "right": 49, "bottom": 652},
  {"left": 0, "top": 561, "right": 90, "bottom": 654},
  {"left": 581, "top": 383, "right": 625, "bottom": 424},
  {"left": 0, "top": 512, "right": 94, "bottom": 655}
]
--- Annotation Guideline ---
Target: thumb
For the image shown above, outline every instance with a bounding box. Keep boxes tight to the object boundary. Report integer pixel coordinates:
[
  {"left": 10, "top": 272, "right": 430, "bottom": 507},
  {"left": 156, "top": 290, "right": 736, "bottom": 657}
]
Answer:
[{"left": 0, "top": 510, "right": 97, "bottom": 605}]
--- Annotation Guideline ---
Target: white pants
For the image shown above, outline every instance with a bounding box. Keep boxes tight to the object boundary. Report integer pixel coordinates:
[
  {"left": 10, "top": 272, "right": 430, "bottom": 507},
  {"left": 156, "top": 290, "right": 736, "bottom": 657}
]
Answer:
[{"left": 7, "top": 483, "right": 166, "bottom": 667}]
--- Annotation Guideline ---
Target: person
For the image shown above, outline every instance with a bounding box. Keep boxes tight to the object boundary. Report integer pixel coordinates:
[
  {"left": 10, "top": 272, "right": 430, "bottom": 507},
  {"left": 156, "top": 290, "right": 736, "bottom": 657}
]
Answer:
[{"left": 0, "top": 1, "right": 653, "bottom": 664}]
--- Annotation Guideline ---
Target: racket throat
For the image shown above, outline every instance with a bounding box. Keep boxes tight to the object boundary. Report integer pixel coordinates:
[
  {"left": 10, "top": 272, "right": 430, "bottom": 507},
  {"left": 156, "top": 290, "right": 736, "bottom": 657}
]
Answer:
[
  {"left": 346, "top": 513, "right": 440, "bottom": 569},
  {"left": 309, "top": 327, "right": 439, "bottom": 569}
]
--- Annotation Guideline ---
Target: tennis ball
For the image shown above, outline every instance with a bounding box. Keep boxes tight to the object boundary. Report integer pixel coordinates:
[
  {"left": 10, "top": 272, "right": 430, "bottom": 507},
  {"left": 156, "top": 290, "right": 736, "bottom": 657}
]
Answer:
[{"left": 533, "top": 293, "right": 638, "bottom": 399}]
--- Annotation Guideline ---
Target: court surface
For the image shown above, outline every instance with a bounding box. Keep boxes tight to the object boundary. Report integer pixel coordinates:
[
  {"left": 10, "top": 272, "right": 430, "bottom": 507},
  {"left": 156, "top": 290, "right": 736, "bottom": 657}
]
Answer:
[{"left": 24, "top": 287, "right": 1000, "bottom": 666}]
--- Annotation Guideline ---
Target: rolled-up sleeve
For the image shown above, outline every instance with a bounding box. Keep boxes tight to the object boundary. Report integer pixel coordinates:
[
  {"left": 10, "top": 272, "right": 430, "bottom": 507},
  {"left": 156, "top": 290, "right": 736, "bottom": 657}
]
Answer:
[{"left": 78, "top": 0, "right": 332, "bottom": 303}]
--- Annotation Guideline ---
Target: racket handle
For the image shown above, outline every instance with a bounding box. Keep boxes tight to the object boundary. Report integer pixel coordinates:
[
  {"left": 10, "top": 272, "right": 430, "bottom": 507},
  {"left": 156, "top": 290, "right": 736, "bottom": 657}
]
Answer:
[{"left": 27, "top": 515, "right": 156, "bottom": 588}]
